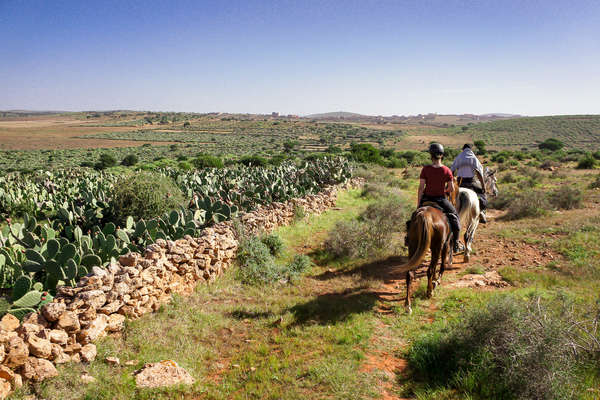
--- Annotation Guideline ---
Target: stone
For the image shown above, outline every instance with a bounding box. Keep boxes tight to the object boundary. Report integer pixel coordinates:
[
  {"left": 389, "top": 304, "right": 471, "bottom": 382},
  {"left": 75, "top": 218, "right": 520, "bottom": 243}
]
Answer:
[
  {"left": 105, "top": 356, "right": 120, "bottom": 365},
  {"left": 80, "top": 344, "right": 97, "bottom": 363},
  {"left": 77, "top": 315, "right": 108, "bottom": 344},
  {"left": 41, "top": 302, "right": 66, "bottom": 322},
  {"left": 57, "top": 311, "right": 80, "bottom": 332},
  {"left": 4, "top": 337, "right": 29, "bottom": 368},
  {"left": 75, "top": 290, "right": 107, "bottom": 309},
  {"left": 63, "top": 342, "right": 82, "bottom": 354},
  {"left": 22, "top": 312, "right": 49, "bottom": 328},
  {"left": 48, "top": 329, "right": 69, "bottom": 345},
  {"left": 26, "top": 335, "right": 52, "bottom": 359},
  {"left": 70, "top": 353, "right": 81, "bottom": 363},
  {"left": 0, "top": 314, "right": 19, "bottom": 332},
  {"left": 119, "top": 253, "right": 140, "bottom": 267},
  {"left": 17, "top": 323, "right": 43, "bottom": 336},
  {"left": 0, "top": 366, "right": 14, "bottom": 384},
  {"left": 81, "top": 373, "right": 96, "bottom": 384},
  {"left": 98, "top": 301, "right": 123, "bottom": 315},
  {"left": 0, "top": 332, "right": 17, "bottom": 345},
  {"left": 107, "top": 314, "right": 125, "bottom": 332},
  {"left": 50, "top": 344, "right": 70, "bottom": 364},
  {"left": 21, "top": 357, "right": 58, "bottom": 381},
  {"left": 124, "top": 359, "right": 138, "bottom": 366},
  {"left": 134, "top": 360, "right": 194, "bottom": 388},
  {"left": 0, "top": 378, "right": 10, "bottom": 399}
]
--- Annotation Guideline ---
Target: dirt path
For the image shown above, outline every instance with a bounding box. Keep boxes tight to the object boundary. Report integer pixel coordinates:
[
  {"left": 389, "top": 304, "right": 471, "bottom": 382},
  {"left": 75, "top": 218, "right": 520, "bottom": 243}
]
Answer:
[{"left": 358, "top": 209, "right": 563, "bottom": 400}]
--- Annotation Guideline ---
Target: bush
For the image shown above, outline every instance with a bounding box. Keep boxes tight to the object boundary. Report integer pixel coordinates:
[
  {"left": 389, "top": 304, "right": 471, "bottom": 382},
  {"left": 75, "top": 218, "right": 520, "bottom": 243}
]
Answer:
[
  {"left": 576, "top": 154, "right": 597, "bottom": 169},
  {"left": 286, "top": 254, "right": 312, "bottom": 277},
  {"left": 489, "top": 192, "right": 514, "bottom": 210},
  {"left": 500, "top": 172, "right": 517, "bottom": 184},
  {"left": 260, "top": 233, "right": 284, "bottom": 257},
  {"left": 95, "top": 153, "right": 117, "bottom": 170},
  {"left": 192, "top": 155, "right": 224, "bottom": 169},
  {"left": 548, "top": 186, "right": 583, "bottom": 210},
  {"left": 504, "top": 190, "right": 550, "bottom": 220},
  {"left": 109, "top": 172, "right": 185, "bottom": 224},
  {"left": 348, "top": 143, "right": 384, "bottom": 165},
  {"left": 538, "top": 138, "right": 564, "bottom": 151},
  {"left": 407, "top": 295, "right": 590, "bottom": 400},
  {"left": 238, "top": 155, "right": 268, "bottom": 167},
  {"left": 177, "top": 161, "right": 193, "bottom": 171},
  {"left": 235, "top": 237, "right": 283, "bottom": 285},
  {"left": 121, "top": 154, "right": 139, "bottom": 166},
  {"left": 324, "top": 196, "right": 410, "bottom": 258},
  {"left": 590, "top": 174, "right": 600, "bottom": 189}
]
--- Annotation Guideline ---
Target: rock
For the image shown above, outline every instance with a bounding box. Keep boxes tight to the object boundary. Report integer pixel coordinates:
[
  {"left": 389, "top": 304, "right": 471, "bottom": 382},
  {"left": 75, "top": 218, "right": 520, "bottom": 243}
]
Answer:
[
  {"left": 17, "top": 323, "right": 43, "bottom": 336},
  {"left": 134, "top": 360, "right": 194, "bottom": 388},
  {"left": 41, "top": 302, "right": 66, "bottom": 322},
  {"left": 119, "top": 253, "right": 140, "bottom": 267},
  {"left": 63, "top": 342, "right": 82, "bottom": 354},
  {"left": 80, "top": 344, "right": 97, "bottom": 363},
  {"left": 50, "top": 344, "right": 70, "bottom": 364},
  {"left": 4, "top": 337, "right": 29, "bottom": 368},
  {"left": 81, "top": 373, "right": 96, "bottom": 384},
  {"left": 98, "top": 301, "right": 123, "bottom": 315},
  {"left": 57, "top": 311, "right": 80, "bottom": 332},
  {"left": 77, "top": 315, "right": 108, "bottom": 344},
  {"left": 26, "top": 335, "right": 52, "bottom": 359},
  {"left": 0, "top": 366, "right": 14, "bottom": 384},
  {"left": 48, "top": 329, "right": 69, "bottom": 345},
  {"left": 75, "top": 290, "right": 107, "bottom": 309},
  {"left": 21, "top": 357, "right": 58, "bottom": 381},
  {"left": 22, "top": 312, "right": 49, "bottom": 328},
  {"left": 70, "top": 353, "right": 81, "bottom": 363},
  {"left": 105, "top": 356, "right": 120, "bottom": 366},
  {"left": 0, "top": 378, "right": 10, "bottom": 399},
  {"left": 107, "top": 314, "right": 125, "bottom": 332},
  {"left": 125, "top": 359, "right": 138, "bottom": 366},
  {"left": 0, "top": 314, "right": 19, "bottom": 332},
  {"left": 12, "top": 373, "right": 22, "bottom": 389}
]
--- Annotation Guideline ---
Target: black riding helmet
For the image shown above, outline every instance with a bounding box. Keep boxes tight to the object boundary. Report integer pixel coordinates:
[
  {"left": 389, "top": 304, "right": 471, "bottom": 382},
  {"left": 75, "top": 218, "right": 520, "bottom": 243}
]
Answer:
[{"left": 428, "top": 142, "right": 444, "bottom": 156}]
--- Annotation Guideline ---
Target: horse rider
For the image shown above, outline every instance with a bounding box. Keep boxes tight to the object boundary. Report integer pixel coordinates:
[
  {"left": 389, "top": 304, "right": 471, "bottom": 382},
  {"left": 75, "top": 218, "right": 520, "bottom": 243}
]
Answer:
[
  {"left": 451, "top": 143, "right": 488, "bottom": 223},
  {"left": 416, "top": 143, "right": 461, "bottom": 254}
]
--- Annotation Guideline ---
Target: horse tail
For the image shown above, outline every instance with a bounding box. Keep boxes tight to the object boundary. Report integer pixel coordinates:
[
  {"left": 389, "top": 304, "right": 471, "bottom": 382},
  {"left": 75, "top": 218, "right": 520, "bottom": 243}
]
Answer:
[{"left": 394, "top": 210, "right": 432, "bottom": 274}]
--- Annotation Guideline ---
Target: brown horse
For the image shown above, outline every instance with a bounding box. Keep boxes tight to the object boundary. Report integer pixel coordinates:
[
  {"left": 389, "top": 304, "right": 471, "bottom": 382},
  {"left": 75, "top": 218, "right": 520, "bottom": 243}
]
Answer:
[{"left": 396, "top": 178, "right": 458, "bottom": 313}]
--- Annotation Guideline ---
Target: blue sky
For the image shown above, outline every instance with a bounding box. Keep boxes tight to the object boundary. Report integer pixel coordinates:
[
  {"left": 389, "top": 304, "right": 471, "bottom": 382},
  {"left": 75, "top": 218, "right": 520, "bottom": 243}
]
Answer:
[{"left": 1, "top": 0, "right": 599, "bottom": 115}]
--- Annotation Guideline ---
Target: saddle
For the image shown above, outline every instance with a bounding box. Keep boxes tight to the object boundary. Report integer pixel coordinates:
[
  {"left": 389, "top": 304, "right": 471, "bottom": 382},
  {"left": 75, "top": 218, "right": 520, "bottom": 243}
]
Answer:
[{"left": 421, "top": 201, "right": 443, "bottom": 211}]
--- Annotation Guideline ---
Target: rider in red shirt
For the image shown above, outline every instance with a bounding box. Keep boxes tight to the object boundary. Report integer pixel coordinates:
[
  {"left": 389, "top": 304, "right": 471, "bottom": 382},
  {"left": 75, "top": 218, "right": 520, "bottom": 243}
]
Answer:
[{"left": 417, "top": 143, "right": 461, "bottom": 253}]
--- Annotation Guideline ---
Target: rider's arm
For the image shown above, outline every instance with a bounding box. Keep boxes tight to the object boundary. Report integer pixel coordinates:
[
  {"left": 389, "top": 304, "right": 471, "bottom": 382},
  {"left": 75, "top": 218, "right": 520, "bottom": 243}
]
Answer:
[
  {"left": 417, "top": 179, "right": 426, "bottom": 207},
  {"left": 447, "top": 178, "right": 455, "bottom": 195},
  {"left": 475, "top": 169, "right": 486, "bottom": 194}
]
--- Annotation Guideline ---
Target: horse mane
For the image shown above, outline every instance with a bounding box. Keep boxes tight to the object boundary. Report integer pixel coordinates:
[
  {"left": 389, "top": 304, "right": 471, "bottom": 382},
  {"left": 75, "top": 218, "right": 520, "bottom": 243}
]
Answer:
[{"left": 394, "top": 209, "right": 432, "bottom": 274}]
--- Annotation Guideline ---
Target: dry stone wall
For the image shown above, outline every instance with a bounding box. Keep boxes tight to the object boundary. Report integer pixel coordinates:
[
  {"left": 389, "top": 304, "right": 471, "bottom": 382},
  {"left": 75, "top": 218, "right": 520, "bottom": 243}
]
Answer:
[{"left": 0, "top": 179, "right": 362, "bottom": 396}]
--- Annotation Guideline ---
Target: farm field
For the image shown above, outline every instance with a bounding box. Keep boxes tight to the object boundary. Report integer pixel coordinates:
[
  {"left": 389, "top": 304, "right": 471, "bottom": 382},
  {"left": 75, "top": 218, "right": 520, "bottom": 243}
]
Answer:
[{"left": 6, "top": 159, "right": 600, "bottom": 399}]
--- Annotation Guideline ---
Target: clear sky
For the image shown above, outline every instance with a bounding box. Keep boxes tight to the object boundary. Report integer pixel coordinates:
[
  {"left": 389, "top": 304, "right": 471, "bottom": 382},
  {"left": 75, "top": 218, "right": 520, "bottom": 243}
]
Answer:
[{"left": 1, "top": 0, "right": 599, "bottom": 116}]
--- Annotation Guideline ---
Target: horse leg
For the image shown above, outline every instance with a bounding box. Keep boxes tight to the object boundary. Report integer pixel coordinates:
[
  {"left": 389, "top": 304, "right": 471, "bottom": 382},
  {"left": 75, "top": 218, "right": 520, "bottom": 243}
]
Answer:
[
  {"left": 427, "top": 241, "right": 441, "bottom": 298},
  {"left": 465, "top": 217, "right": 479, "bottom": 263},
  {"left": 405, "top": 271, "right": 414, "bottom": 314},
  {"left": 437, "top": 241, "right": 450, "bottom": 286}
]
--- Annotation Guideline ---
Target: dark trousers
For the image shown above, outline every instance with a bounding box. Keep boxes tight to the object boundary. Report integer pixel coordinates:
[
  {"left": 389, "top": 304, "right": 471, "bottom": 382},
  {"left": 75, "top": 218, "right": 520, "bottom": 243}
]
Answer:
[
  {"left": 458, "top": 177, "right": 488, "bottom": 211},
  {"left": 419, "top": 195, "right": 460, "bottom": 243}
]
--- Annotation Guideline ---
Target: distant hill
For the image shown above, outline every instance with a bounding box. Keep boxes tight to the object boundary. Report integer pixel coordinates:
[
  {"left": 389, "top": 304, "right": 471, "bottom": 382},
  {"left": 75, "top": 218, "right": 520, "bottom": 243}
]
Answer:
[
  {"left": 304, "top": 111, "right": 370, "bottom": 119},
  {"left": 467, "top": 115, "right": 600, "bottom": 150}
]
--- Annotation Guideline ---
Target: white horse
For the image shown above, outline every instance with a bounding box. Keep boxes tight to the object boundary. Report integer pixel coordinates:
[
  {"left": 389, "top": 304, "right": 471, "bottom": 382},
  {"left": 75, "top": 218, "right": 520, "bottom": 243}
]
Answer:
[{"left": 455, "top": 167, "right": 498, "bottom": 262}]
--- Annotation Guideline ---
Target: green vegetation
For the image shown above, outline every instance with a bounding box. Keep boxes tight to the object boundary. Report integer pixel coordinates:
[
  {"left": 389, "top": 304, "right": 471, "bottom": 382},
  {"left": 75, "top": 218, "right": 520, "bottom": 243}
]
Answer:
[{"left": 109, "top": 172, "right": 185, "bottom": 223}]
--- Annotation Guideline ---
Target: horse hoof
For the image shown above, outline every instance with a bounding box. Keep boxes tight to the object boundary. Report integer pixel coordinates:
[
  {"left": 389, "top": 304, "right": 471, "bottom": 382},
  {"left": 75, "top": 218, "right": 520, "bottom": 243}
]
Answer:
[
  {"left": 465, "top": 254, "right": 470, "bottom": 262},
  {"left": 406, "top": 306, "right": 413, "bottom": 315}
]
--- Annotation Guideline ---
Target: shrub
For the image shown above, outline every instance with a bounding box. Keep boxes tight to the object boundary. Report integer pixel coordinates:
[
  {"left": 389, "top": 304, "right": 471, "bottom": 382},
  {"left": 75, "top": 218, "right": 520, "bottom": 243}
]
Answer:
[
  {"left": 504, "top": 190, "right": 550, "bottom": 220},
  {"left": 500, "top": 173, "right": 516, "bottom": 184},
  {"left": 177, "top": 161, "right": 193, "bottom": 171},
  {"left": 548, "top": 186, "right": 583, "bottom": 210},
  {"left": 407, "top": 295, "right": 588, "bottom": 400},
  {"left": 324, "top": 196, "right": 410, "bottom": 259},
  {"left": 489, "top": 192, "right": 514, "bottom": 210},
  {"left": 121, "top": 154, "right": 139, "bottom": 166},
  {"left": 94, "top": 153, "right": 117, "bottom": 170},
  {"left": 590, "top": 174, "right": 600, "bottom": 189},
  {"left": 260, "top": 233, "right": 284, "bottom": 257},
  {"left": 235, "top": 237, "right": 283, "bottom": 285},
  {"left": 109, "top": 172, "right": 185, "bottom": 224},
  {"left": 576, "top": 154, "right": 597, "bottom": 169},
  {"left": 538, "top": 138, "right": 564, "bottom": 151},
  {"left": 349, "top": 143, "right": 384, "bottom": 165},
  {"left": 286, "top": 254, "right": 312, "bottom": 277},
  {"left": 192, "top": 155, "right": 224, "bottom": 169},
  {"left": 592, "top": 151, "right": 600, "bottom": 160},
  {"left": 238, "top": 155, "right": 268, "bottom": 167}
]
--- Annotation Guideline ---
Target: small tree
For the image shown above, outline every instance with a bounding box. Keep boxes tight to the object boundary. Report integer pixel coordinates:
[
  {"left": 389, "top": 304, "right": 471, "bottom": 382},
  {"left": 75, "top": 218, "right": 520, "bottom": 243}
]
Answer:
[
  {"left": 539, "top": 138, "right": 564, "bottom": 151},
  {"left": 283, "top": 140, "right": 299, "bottom": 152},
  {"left": 474, "top": 140, "right": 487, "bottom": 155},
  {"left": 95, "top": 154, "right": 117, "bottom": 170},
  {"left": 121, "top": 154, "right": 139, "bottom": 166}
]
